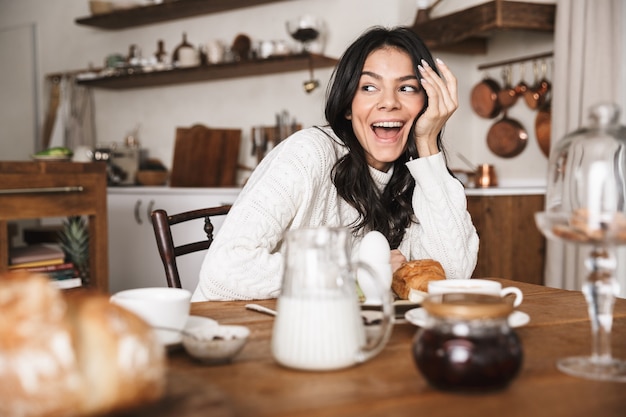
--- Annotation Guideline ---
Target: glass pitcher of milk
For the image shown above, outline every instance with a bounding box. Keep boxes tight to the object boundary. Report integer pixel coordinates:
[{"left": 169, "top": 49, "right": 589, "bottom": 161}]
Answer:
[{"left": 271, "top": 227, "right": 394, "bottom": 371}]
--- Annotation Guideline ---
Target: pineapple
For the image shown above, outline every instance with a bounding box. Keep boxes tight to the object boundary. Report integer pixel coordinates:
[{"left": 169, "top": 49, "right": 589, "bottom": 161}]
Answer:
[{"left": 58, "top": 216, "right": 90, "bottom": 286}]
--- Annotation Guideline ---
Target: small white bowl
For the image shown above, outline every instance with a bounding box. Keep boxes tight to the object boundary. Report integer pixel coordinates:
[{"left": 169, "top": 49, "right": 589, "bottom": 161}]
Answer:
[{"left": 182, "top": 324, "right": 250, "bottom": 364}]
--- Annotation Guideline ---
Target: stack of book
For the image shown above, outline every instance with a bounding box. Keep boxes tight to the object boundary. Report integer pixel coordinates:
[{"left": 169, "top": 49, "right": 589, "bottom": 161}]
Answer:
[{"left": 9, "top": 243, "right": 82, "bottom": 289}]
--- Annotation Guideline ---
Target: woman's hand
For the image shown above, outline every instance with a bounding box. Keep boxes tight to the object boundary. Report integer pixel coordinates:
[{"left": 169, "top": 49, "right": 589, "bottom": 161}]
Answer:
[
  {"left": 414, "top": 58, "right": 458, "bottom": 157},
  {"left": 390, "top": 249, "right": 407, "bottom": 273}
]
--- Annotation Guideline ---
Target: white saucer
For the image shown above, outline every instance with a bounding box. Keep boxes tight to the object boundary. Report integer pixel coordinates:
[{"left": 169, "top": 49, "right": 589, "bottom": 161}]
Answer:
[
  {"left": 404, "top": 308, "right": 530, "bottom": 328},
  {"left": 159, "top": 315, "right": 218, "bottom": 347}
]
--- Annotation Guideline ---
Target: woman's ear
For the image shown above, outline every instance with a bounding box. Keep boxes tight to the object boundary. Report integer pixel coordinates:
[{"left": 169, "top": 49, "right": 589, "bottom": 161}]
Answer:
[{"left": 345, "top": 109, "right": 352, "bottom": 120}]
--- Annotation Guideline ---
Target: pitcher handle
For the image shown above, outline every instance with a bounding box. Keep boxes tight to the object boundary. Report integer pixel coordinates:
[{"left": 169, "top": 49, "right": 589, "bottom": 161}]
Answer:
[{"left": 354, "top": 261, "right": 394, "bottom": 364}]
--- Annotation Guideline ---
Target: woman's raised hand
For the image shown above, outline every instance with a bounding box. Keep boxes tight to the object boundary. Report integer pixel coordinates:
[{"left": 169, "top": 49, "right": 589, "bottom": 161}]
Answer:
[{"left": 414, "top": 58, "right": 458, "bottom": 156}]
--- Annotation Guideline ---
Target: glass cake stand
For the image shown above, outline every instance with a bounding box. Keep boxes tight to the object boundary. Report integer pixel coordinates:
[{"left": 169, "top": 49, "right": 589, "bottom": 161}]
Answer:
[{"left": 535, "top": 211, "right": 626, "bottom": 382}]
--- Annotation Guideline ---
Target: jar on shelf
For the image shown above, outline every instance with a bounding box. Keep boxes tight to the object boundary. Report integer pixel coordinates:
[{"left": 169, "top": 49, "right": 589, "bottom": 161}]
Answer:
[
  {"left": 412, "top": 293, "right": 523, "bottom": 392},
  {"left": 172, "top": 33, "right": 198, "bottom": 68}
]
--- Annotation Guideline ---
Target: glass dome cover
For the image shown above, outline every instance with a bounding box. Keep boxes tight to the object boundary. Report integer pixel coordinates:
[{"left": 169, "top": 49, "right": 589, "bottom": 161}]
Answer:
[{"left": 540, "top": 102, "right": 626, "bottom": 245}]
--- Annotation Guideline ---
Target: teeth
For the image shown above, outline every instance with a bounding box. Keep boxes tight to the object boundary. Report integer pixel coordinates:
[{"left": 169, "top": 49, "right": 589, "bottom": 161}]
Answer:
[{"left": 372, "top": 121, "right": 403, "bottom": 128}]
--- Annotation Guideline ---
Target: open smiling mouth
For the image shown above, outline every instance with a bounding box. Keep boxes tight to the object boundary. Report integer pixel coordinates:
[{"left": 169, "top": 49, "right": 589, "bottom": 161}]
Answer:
[{"left": 372, "top": 121, "right": 404, "bottom": 140}]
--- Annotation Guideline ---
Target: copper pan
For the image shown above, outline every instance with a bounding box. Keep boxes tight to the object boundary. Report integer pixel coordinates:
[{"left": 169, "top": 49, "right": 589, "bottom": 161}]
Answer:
[
  {"left": 470, "top": 76, "right": 501, "bottom": 119},
  {"left": 496, "top": 66, "right": 518, "bottom": 109},
  {"left": 524, "top": 61, "right": 551, "bottom": 110},
  {"left": 535, "top": 98, "right": 551, "bottom": 157},
  {"left": 487, "top": 112, "right": 529, "bottom": 158},
  {"left": 486, "top": 74, "right": 529, "bottom": 158}
]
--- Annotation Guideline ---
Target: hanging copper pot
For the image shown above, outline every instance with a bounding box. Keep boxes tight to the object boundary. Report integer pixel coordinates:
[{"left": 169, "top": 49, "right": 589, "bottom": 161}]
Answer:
[
  {"left": 487, "top": 113, "right": 529, "bottom": 158},
  {"left": 470, "top": 75, "right": 501, "bottom": 119},
  {"left": 514, "top": 62, "right": 529, "bottom": 98},
  {"left": 497, "top": 66, "right": 518, "bottom": 109},
  {"left": 487, "top": 78, "right": 528, "bottom": 159},
  {"left": 535, "top": 98, "right": 551, "bottom": 157},
  {"left": 524, "top": 60, "right": 551, "bottom": 110}
]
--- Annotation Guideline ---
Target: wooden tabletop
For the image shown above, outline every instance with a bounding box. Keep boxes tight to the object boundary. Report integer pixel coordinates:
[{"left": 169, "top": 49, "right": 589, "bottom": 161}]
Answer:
[{"left": 134, "top": 279, "right": 626, "bottom": 417}]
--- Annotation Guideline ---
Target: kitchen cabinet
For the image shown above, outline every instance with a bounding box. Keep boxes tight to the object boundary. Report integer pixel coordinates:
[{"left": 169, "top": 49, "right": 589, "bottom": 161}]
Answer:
[
  {"left": 0, "top": 161, "right": 109, "bottom": 292},
  {"left": 466, "top": 190, "right": 546, "bottom": 285},
  {"left": 411, "top": 0, "right": 556, "bottom": 54},
  {"left": 107, "top": 187, "right": 240, "bottom": 293}
]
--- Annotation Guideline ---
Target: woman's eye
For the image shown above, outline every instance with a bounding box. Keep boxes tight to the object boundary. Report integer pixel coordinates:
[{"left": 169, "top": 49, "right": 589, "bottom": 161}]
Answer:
[
  {"left": 361, "top": 84, "right": 377, "bottom": 92},
  {"left": 400, "top": 84, "right": 421, "bottom": 93}
]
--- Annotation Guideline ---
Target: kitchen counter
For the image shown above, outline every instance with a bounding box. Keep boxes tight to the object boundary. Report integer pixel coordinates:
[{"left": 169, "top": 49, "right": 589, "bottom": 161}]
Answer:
[
  {"left": 465, "top": 186, "right": 546, "bottom": 196},
  {"left": 107, "top": 186, "right": 242, "bottom": 195},
  {"left": 109, "top": 185, "right": 544, "bottom": 197}
]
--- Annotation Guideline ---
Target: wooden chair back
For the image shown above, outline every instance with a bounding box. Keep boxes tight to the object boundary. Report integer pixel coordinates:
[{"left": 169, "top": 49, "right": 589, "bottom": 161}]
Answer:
[{"left": 151, "top": 205, "right": 231, "bottom": 289}]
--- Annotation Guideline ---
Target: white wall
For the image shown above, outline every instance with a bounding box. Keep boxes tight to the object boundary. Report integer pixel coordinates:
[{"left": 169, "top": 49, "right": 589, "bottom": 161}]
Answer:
[{"left": 0, "top": 0, "right": 555, "bottom": 187}]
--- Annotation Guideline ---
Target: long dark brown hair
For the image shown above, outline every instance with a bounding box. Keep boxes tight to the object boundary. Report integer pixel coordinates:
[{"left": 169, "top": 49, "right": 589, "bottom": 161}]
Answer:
[{"left": 324, "top": 26, "right": 446, "bottom": 248}]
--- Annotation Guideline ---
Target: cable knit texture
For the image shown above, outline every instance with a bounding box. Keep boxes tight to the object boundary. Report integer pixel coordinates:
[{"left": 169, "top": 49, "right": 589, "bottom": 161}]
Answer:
[{"left": 192, "top": 126, "right": 478, "bottom": 301}]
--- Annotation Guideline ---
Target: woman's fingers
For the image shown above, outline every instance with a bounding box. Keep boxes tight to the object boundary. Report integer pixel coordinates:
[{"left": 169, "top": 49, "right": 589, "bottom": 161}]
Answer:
[
  {"left": 419, "top": 59, "right": 457, "bottom": 115},
  {"left": 390, "top": 249, "right": 407, "bottom": 273},
  {"left": 413, "top": 58, "right": 458, "bottom": 155},
  {"left": 435, "top": 58, "right": 458, "bottom": 107}
]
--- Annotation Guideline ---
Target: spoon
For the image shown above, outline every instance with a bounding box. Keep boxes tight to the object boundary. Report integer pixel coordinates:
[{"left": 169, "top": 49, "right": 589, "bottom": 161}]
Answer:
[
  {"left": 153, "top": 325, "right": 211, "bottom": 341},
  {"left": 455, "top": 152, "right": 477, "bottom": 172},
  {"left": 245, "top": 303, "right": 277, "bottom": 316}
]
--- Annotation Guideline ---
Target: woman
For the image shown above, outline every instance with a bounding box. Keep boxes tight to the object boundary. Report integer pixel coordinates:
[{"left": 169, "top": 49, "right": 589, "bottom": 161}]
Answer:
[{"left": 192, "top": 26, "right": 478, "bottom": 301}]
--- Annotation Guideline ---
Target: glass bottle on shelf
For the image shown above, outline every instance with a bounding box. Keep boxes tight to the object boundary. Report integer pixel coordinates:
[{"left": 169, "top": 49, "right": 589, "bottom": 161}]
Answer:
[
  {"left": 172, "top": 32, "right": 198, "bottom": 68},
  {"left": 154, "top": 39, "right": 169, "bottom": 69}
]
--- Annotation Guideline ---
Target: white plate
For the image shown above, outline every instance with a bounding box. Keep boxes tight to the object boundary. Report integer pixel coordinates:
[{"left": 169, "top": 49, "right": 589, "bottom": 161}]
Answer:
[
  {"left": 160, "top": 315, "right": 218, "bottom": 348},
  {"left": 404, "top": 308, "right": 530, "bottom": 328}
]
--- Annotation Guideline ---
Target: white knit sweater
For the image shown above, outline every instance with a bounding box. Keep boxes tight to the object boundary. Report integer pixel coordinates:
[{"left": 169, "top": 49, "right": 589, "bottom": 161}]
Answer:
[{"left": 192, "top": 126, "right": 478, "bottom": 301}]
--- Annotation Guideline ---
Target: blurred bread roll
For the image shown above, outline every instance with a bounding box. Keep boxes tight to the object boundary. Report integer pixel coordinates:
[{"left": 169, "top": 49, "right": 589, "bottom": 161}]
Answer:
[
  {"left": 392, "top": 259, "right": 446, "bottom": 299},
  {"left": 0, "top": 271, "right": 165, "bottom": 417}
]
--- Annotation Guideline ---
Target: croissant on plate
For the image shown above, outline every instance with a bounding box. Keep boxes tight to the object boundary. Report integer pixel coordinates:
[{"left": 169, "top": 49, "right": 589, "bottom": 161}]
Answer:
[{"left": 391, "top": 259, "right": 446, "bottom": 299}]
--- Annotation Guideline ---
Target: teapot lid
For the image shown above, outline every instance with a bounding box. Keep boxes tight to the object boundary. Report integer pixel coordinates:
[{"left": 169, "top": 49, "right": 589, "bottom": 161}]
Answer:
[{"left": 422, "top": 293, "right": 513, "bottom": 320}]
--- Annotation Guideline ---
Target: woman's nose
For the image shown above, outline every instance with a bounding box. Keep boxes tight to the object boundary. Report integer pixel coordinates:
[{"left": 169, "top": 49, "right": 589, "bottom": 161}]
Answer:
[{"left": 377, "top": 90, "right": 400, "bottom": 110}]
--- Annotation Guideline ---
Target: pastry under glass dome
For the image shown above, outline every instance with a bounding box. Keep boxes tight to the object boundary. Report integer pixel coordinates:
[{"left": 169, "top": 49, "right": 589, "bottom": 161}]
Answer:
[{"left": 534, "top": 102, "right": 626, "bottom": 382}]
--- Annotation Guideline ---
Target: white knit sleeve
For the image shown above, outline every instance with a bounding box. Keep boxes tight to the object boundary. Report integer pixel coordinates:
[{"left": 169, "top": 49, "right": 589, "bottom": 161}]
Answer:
[
  {"left": 398, "top": 153, "right": 479, "bottom": 280},
  {"left": 192, "top": 129, "right": 338, "bottom": 301}
]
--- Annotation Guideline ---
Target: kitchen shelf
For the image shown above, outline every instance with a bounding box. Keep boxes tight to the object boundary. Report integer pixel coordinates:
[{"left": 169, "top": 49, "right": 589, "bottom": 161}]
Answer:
[
  {"left": 411, "top": 0, "right": 556, "bottom": 54},
  {"left": 75, "top": 53, "right": 337, "bottom": 90},
  {"left": 76, "top": 0, "right": 291, "bottom": 30}
]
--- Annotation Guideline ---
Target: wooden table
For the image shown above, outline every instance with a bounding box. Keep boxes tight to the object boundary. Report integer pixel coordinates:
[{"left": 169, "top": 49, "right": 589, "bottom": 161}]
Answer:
[{"left": 147, "top": 279, "right": 626, "bottom": 417}]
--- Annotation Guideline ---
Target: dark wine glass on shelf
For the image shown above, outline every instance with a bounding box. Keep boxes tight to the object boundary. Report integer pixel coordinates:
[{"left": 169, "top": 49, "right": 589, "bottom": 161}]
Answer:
[
  {"left": 535, "top": 103, "right": 626, "bottom": 382},
  {"left": 286, "top": 16, "right": 323, "bottom": 54}
]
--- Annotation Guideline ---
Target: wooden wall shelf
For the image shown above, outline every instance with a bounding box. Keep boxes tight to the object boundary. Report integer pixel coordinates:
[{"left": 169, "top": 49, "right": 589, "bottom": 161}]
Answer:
[
  {"left": 411, "top": 1, "right": 556, "bottom": 54},
  {"left": 76, "top": 53, "right": 337, "bottom": 90},
  {"left": 76, "top": 0, "right": 290, "bottom": 30}
]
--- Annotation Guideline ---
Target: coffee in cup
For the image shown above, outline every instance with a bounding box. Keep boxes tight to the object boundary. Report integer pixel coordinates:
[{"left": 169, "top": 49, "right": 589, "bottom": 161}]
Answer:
[{"left": 427, "top": 279, "right": 523, "bottom": 307}]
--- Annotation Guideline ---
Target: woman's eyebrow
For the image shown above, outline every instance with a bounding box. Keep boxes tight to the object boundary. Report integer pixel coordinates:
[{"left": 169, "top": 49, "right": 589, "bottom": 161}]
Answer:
[{"left": 360, "top": 71, "right": 418, "bottom": 82}]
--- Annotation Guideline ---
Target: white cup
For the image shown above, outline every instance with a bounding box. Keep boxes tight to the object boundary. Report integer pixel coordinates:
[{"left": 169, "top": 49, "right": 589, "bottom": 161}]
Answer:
[
  {"left": 427, "top": 279, "right": 523, "bottom": 307},
  {"left": 110, "top": 287, "right": 192, "bottom": 345}
]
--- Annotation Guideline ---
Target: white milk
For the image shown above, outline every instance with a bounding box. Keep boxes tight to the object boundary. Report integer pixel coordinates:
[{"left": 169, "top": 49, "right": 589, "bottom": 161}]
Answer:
[{"left": 271, "top": 294, "right": 366, "bottom": 371}]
